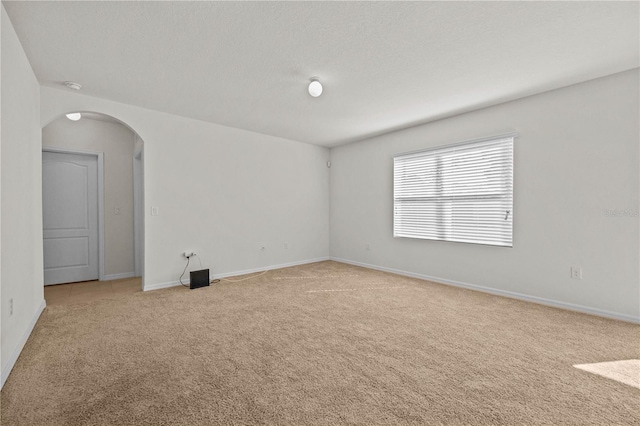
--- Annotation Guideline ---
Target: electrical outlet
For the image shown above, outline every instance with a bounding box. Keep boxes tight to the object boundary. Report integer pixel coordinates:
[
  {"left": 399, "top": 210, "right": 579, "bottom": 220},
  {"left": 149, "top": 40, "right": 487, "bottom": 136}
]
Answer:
[
  {"left": 9, "top": 298, "right": 13, "bottom": 316},
  {"left": 114, "top": 206, "right": 121, "bottom": 215},
  {"left": 151, "top": 206, "right": 159, "bottom": 216},
  {"left": 571, "top": 266, "right": 582, "bottom": 280},
  {"left": 184, "top": 251, "right": 194, "bottom": 258}
]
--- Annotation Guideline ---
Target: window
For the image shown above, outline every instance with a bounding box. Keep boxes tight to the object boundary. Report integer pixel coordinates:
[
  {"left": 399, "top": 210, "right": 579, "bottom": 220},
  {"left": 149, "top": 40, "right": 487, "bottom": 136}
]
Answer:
[{"left": 393, "top": 134, "right": 514, "bottom": 247}]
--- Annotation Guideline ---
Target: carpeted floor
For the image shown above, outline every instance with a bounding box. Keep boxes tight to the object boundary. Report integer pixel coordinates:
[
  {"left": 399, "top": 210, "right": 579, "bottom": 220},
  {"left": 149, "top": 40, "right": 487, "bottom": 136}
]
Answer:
[{"left": 2, "top": 261, "right": 639, "bottom": 425}]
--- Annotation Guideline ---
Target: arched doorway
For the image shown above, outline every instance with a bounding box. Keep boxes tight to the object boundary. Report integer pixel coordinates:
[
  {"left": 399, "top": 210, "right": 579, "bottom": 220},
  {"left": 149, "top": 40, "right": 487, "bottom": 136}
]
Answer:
[{"left": 41, "top": 111, "right": 145, "bottom": 301}]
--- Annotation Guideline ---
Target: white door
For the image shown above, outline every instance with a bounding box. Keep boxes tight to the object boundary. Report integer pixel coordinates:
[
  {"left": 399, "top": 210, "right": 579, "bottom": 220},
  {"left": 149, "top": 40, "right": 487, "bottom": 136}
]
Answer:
[{"left": 43, "top": 151, "right": 99, "bottom": 285}]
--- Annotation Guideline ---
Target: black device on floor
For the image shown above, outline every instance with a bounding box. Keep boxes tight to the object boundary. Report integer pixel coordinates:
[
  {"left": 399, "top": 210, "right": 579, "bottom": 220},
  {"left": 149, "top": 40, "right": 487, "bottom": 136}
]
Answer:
[{"left": 190, "top": 269, "right": 210, "bottom": 290}]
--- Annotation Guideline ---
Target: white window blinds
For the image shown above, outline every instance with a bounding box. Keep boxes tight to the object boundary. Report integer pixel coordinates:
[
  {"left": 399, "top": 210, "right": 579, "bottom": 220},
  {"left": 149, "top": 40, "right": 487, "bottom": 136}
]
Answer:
[{"left": 393, "top": 135, "right": 514, "bottom": 247}]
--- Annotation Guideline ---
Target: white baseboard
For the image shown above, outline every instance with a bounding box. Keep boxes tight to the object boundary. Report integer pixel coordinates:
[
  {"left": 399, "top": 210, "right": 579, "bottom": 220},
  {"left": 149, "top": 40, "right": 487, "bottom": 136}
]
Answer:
[
  {"left": 330, "top": 257, "right": 640, "bottom": 324},
  {"left": 143, "top": 257, "right": 330, "bottom": 292},
  {"left": 102, "top": 272, "right": 136, "bottom": 281},
  {"left": 1, "top": 299, "right": 46, "bottom": 390}
]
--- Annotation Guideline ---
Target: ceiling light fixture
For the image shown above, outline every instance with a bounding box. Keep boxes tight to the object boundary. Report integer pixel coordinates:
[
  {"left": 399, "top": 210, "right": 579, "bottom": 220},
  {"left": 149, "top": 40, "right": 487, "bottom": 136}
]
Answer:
[
  {"left": 66, "top": 112, "right": 82, "bottom": 121},
  {"left": 308, "top": 78, "right": 323, "bottom": 98},
  {"left": 64, "top": 81, "right": 82, "bottom": 90}
]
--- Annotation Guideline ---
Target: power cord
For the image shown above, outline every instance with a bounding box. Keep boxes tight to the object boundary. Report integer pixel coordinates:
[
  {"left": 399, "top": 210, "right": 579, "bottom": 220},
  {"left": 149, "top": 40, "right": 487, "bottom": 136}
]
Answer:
[
  {"left": 221, "top": 270, "right": 269, "bottom": 282},
  {"left": 180, "top": 253, "right": 265, "bottom": 286},
  {"left": 179, "top": 256, "right": 190, "bottom": 287},
  {"left": 191, "top": 254, "right": 221, "bottom": 283},
  {"left": 180, "top": 254, "right": 221, "bottom": 286}
]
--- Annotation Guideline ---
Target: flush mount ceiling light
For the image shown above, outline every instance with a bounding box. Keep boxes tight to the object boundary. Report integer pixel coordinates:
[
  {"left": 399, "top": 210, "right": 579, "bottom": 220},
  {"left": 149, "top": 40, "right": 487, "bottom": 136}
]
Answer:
[
  {"left": 308, "top": 78, "right": 323, "bottom": 98},
  {"left": 63, "top": 81, "right": 82, "bottom": 90},
  {"left": 66, "top": 112, "right": 82, "bottom": 121}
]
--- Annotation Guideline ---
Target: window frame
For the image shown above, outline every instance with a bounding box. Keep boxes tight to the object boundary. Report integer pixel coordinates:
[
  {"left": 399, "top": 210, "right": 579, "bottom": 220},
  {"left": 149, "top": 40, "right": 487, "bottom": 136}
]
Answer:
[{"left": 393, "top": 133, "right": 516, "bottom": 248}]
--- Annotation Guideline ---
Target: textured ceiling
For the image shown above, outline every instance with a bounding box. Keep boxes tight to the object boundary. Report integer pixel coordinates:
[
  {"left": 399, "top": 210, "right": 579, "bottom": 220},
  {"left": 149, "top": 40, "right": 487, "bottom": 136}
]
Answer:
[{"left": 4, "top": 1, "right": 639, "bottom": 147}]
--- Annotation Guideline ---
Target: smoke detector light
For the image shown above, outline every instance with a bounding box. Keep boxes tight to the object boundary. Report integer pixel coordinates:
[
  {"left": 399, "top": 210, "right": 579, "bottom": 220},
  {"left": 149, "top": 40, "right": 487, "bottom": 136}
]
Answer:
[
  {"left": 308, "top": 78, "right": 323, "bottom": 97},
  {"left": 66, "top": 112, "right": 82, "bottom": 121},
  {"left": 64, "top": 81, "right": 82, "bottom": 90}
]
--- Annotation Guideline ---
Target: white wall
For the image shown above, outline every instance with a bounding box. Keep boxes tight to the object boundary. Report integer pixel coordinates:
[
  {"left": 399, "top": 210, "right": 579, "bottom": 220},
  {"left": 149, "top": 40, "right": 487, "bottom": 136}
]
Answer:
[
  {"left": 1, "top": 5, "right": 44, "bottom": 386},
  {"left": 41, "top": 87, "right": 331, "bottom": 289},
  {"left": 43, "top": 116, "right": 136, "bottom": 278},
  {"left": 330, "top": 69, "right": 640, "bottom": 321}
]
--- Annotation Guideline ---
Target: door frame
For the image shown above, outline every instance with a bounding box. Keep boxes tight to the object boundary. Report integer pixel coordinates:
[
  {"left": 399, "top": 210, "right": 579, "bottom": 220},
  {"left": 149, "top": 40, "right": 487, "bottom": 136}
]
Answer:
[
  {"left": 42, "top": 147, "right": 106, "bottom": 281},
  {"left": 133, "top": 145, "right": 144, "bottom": 279}
]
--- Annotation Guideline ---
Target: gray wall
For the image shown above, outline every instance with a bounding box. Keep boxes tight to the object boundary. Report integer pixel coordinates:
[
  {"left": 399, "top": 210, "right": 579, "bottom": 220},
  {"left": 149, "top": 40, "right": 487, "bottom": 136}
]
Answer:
[
  {"left": 330, "top": 69, "right": 639, "bottom": 321},
  {"left": 1, "top": 5, "right": 44, "bottom": 385},
  {"left": 43, "top": 116, "right": 136, "bottom": 278}
]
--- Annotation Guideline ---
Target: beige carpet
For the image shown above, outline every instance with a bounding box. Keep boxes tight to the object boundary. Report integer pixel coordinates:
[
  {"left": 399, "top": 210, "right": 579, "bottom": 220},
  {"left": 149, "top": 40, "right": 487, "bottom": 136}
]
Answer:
[
  {"left": 574, "top": 359, "right": 640, "bottom": 390},
  {"left": 2, "top": 261, "right": 639, "bottom": 425}
]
